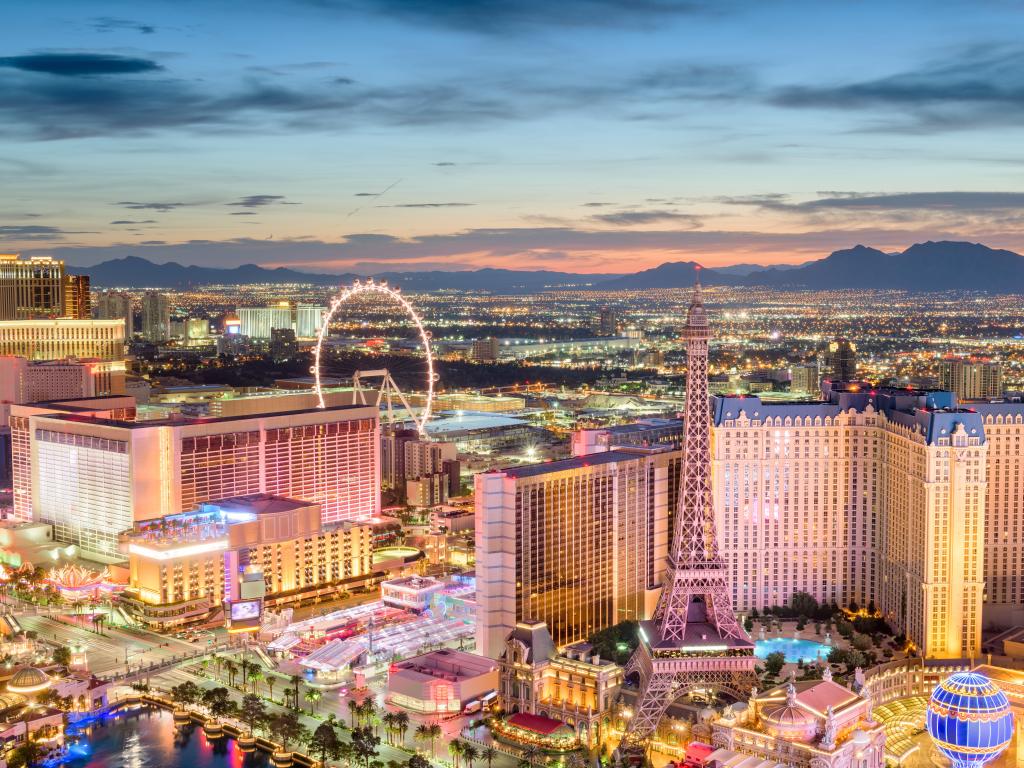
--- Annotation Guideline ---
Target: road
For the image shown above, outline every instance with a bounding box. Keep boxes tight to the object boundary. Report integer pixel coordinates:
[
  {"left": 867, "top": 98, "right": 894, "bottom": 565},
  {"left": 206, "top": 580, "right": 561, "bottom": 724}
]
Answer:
[{"left": 17, "top": 614, "right": 207, "bottom": 676}]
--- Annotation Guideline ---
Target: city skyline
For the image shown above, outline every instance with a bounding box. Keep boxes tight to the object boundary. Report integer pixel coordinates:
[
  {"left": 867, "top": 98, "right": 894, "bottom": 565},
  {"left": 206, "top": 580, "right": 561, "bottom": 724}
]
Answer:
[{"left": 4, "top": 1, "right": 1024, "bottom": 273}]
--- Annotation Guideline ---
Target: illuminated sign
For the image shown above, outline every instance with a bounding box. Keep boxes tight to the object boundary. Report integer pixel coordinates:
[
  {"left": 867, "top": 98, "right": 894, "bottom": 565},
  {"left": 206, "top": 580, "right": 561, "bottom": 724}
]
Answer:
[
  {"left": 127, "top": 540, "right": 228, "bottom": 561},
  {"left": 230, "top": 599, "right": 261, "bottom": 621}
]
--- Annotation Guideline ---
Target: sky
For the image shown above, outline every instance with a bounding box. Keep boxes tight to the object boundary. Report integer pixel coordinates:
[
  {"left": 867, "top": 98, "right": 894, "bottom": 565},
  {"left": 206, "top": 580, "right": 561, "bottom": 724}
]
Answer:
[{"left": 2, "top": 0, "right": 1024, "bottom": 275}]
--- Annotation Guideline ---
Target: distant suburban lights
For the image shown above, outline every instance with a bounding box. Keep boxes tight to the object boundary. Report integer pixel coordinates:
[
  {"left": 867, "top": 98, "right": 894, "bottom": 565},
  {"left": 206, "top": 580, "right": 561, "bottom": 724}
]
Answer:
[{"left": 127, "top": 540, "right": 229, "bottom": 560}]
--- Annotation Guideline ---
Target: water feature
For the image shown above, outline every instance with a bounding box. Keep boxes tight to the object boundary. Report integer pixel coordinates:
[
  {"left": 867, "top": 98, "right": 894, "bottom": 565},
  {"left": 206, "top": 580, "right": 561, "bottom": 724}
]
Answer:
[
  {"left": 62, "top": 706, "right": 270, "bottom": 768},
  {"left": 754, "top": 637, "right": 831, "bottom": 663}
]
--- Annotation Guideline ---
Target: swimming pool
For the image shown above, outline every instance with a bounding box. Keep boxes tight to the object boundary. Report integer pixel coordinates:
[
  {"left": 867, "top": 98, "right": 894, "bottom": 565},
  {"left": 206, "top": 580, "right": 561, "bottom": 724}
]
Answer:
[{"left": 754, "top": 637, "right": 831, "bottom": 663}]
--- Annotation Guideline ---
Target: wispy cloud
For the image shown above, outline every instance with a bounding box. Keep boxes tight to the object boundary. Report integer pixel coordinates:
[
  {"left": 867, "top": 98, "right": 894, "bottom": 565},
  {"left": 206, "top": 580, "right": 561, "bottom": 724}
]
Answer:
[
  {"left": 90, "top": 17, "right": 157, "bottom": 35},
  {"left": 115, "top": 201, "right": 191, "bottom": 211},
  {"left": 110, "top": 219, "right": 157, "bottom": 224},
  {"left": 226, "top": 194, "right": 299, "bottom": 207},
  {"left": 590, "top": 209, "right": 702, "bottom": 227},
  {"left": 0, "top": 53, "right": 162, "bottom": 76},
  {"left": 771, "top": 45, "right": 1024, "bottom": 132}
]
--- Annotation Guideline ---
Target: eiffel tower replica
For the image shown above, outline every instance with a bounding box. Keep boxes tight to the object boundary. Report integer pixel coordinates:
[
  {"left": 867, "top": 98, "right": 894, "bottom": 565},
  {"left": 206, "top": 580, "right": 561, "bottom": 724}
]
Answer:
[{"left": 619, "top": 274, "right": 757, "bottom": 751}]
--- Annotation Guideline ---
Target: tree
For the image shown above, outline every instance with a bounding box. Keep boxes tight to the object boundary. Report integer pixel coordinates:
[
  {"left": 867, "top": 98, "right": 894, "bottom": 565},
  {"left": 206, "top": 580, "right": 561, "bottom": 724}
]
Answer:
[
  {"left": 289, "top": 674, "right": 303, "bottom": 710},
  {"left": 763, "top": 651, "right": 786, "bottom": 678},
  {"left": 240, "top": 694, "right": 267, "bottom": 737},
  {"left": 382, "top": 712, "right": 398, "bottom": 745},
  {"left": 170, "top": 681, "right": 202, "bottom": 710},
  {"left": 449, "top": 740, "right": 464, "bottom": 768},
  {"left": 482, "top": 745, "right": 497, "bottom": 768},
  {"left": 395, "top": 711, "right": 410, "bottom": 745},
  {"left": 52, "top": 646, "right": 72, "bottom": 667},
  {"left": 224, "top": 659, "right": 238, "bottom": 688},
  {"left": 249, "top": 668, "right": 265, "bottom": 695},
  {"left": 406, "top": 756, "right": 431, "bottom": 768},
  {"left": 414, "top": 724, "right": 432, "bottom": 754},
  {"left": 851, "top": 633, "right": 873, "bottom": 652},
  {"left": 352, "top": 725, "right": 382, "bottom": 768},
  {"left": 265, "top": 674, "right": 276, "bottom": 702},
  {"left": 743, "top": 616, "right": 754, "bottom": 632},
  {"left": 305, "top": 688, "right": 323, "bottom": 715},
  {"left": 462, "top": 742, "right": 479, "bottom": 768},
  {"left": 239, "top": 658, "right": 253, "bottom": 689},
  {"left": 271, "top": 710, "right": 310, "bottom": 753},
  {"left": 788, "top": 591, "right": 819, "bottom": 619},
  {"left": 428, "top": 724, "right": 441, "bottom": 756},
  {"left": 349, "top": 698, "right": 361, "bottom": 728},
  {"left": 523, "top": 745, "right": 543, "bottom": 767},
  {"left": 201, "top": 687, "right": 235, "bottom": 720},
  {"left": 309, "top": 720, "right": 343, "bottom": 766},
  {"left": 7, "top": 740, "right": 42, "bottom": 768}
]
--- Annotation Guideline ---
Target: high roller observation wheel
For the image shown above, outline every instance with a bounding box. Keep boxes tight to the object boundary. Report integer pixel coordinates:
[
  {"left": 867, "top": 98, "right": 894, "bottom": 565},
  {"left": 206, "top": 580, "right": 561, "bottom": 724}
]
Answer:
[{"left": 312, "top": 278, "right": 436, "bottom": 436}]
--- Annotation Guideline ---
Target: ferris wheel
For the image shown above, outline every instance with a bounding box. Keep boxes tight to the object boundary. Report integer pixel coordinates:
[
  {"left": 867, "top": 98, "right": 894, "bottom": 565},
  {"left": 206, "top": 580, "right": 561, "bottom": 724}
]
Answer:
[{"left": 312, "top": 278, "right": 436, "bottom": 436}]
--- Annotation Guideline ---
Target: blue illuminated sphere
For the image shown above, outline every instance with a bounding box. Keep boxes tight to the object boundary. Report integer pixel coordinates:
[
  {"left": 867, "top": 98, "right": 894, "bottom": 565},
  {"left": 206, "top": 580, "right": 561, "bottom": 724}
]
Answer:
[{"left": 926, "top": 671, "right": 1015, "bottom": 768}]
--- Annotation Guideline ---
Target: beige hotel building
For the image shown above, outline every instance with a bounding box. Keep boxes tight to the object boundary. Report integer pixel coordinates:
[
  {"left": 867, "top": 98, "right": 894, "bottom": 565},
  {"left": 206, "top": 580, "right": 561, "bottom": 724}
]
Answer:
[{"left": 480, "top": 385, "right": 1024, "bottom": 661}]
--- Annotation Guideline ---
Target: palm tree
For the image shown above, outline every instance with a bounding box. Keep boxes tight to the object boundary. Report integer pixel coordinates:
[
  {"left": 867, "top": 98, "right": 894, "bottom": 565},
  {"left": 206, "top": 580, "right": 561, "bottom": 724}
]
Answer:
[
  {"left": 482, "top": 745, "right": 497, "bottom": 768},
  {"left": 265, "top": 674, "right": 276, "bottom": 702},
  {"left": 382, "top": 712, "right": 397, "bottom": 745},
  {"left": 305, "top": 688, "right": 322, "bottom": 715},
  {"left": 359, "top": 698, "right": 377, "bottom": 729},
  {"left": 249, "top": 668, "right": 265, "bottom": 695},
  {"left": 289, "top": 674, "right": 303, "bottom": 710},
  {"left": 223, "top": 659, "right": 238, "bottom": 688},
  {"left": 395, "top": 711, "right": 410, "bottom": 746},
  {"left": 523, "top": 746, "right": 543, "bottom": 768},
  {"left": 428, "top": 724, "right": 442, "bottom": 757},
  {"left": 462, "top": 743, "right": 479, "bottom": 768},
  {"left": 239, "top": 658, "right": 253, "bottom": 690},
  {"left": 414, "top": 724, "right": 431, "bottom": 755},
  {"left": 449, "top": 740, "right": 464, "bottom": 768},
  {"left": 348, "top": 698, "right": 360, "bottom": 728}
]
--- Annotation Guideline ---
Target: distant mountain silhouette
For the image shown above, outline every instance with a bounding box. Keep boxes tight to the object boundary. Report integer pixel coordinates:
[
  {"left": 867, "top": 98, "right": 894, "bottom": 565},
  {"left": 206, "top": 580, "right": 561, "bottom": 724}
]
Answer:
[
  {"left": 69, "top": 241, "right": 1024, "bottom": 292},
  {"left": 745, "top": 241, "right": 1024, "bottom": 291},
  {"left": 69, "top": 256, "right": 356, "bottom": 288}
]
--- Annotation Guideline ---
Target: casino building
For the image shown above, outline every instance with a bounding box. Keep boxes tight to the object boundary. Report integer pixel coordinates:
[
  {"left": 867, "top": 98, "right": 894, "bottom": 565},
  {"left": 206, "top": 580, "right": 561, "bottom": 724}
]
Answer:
[{"left": 120, "top": 494, "right": 375, "bottom": 630}]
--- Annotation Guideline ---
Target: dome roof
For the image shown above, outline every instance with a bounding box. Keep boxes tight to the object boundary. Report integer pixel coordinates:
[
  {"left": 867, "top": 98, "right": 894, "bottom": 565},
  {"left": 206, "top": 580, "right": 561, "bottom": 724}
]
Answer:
[
  {"left": 926, "top": 671, "right": 1013, "bottom": 768},
  {"left": 0, "top": 692, "right": 27, "bottom": 712},
  {"left": 762, "top": 702, "right": 816, "bottom": 728},
  {"left": 7, "top": 666, "right": 51, "bottom": 694},
  {"left": 850, "top": 729, "right": 870, "bottom": 746}
]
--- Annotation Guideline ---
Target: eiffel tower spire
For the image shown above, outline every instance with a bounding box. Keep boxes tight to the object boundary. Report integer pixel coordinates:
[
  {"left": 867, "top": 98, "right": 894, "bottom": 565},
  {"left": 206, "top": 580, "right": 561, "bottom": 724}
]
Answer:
[{"left": 619, "top": 272, "right": 757, "bottom": 751}]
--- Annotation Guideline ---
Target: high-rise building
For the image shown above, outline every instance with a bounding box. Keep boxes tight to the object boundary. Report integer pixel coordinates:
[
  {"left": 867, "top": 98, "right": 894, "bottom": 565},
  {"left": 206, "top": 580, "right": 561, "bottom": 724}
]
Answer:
[
  {"left": 822, "top": 338, "right": 857, "bottom": 381},
  {"left": 597, "top": 306, "right": 618, "bottom": 336},
  {"left": 0, "top": 254, "right": 66, "bottom": 320},
  {"left": 0, "top": 318, "right": 125, "bottom": 361},
  {"left": 141, "top": 291, "right": 171, "bottom": 341},
  {"left": 93, "top": 291, "right": 133, "bottom": 336},
  {"left": 62, "top": 274, "right": 90, "bottom": 319},
  {"left": 403, "top": 439, "right": 458, "bottom": 507},
  {"left": 238, "top": 303, "right": 325, "bottom": 339},
  {"left": 270, "top": 328, "right": 298, "bottom": 361},
  {"left": 12, "top": 403, "right": 380, "bottom": 558},
  {"left": 790, "top": 362, "right": 820, "bottom": 394},
  {"left": 939, "top": 357, "right": 1003, "bottom": 400},
  {"left": 471, "top": 337, "right": 500, "bottom": 362},
  {"left": 474, "top": 446, "right": 679, "bottom": 658}
]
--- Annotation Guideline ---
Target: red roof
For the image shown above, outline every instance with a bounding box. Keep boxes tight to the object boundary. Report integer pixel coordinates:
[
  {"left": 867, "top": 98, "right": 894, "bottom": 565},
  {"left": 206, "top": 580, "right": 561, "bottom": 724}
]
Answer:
[
  {"left": 507, "top": 712, "right": 568, "bottom": 735},
  {"left": 686, "top": 743, "right": 715, "bottom": 762}
]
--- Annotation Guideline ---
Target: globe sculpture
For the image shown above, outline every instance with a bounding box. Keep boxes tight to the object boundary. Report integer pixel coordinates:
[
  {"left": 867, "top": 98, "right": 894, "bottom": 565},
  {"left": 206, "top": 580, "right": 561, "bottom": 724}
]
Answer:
[{"left": 926, "top": 671, "right": 1015, "bottom": 768}]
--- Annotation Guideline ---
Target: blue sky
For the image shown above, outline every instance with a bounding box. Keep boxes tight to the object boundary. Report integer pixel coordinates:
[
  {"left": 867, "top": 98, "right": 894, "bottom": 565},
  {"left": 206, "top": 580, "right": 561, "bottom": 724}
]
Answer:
[{"left": 2, "top": 0, "right": 1024, "bottom": 273}]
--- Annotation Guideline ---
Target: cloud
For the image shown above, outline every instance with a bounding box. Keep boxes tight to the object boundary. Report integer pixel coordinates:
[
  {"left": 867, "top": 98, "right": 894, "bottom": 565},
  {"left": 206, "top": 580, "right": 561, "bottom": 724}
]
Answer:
[
  {"left": 723, "top": 191, "right": 1024, "bottom": 213},
  {"left": 226, "top": 194, "right": 299, "bottom": 207},
  {"left": 0, "top": 225, "right": 82, "bottom": 241},
  {"left": 34, "top": 223, "right": 1024, "bottom": 275},
  {"left": 770, "top": 46, "right": 1024, "bottom": 132},
  {"left": 90, "top": 17, "right": 157, "bottom": 34},
  {"left": 110, "top": 219, "right": 157, "bottom": 224},
  {"left": 591, "top": 209, "right": 702, "bottom": 227},
  {"left": 379, "top": 202, "right": 474, "bottom": 208},
  {"left": 115, "top": 201, "right": 191, "bottom": 211},
  {"left": 337, "top": 0, "right": 718, "bottom": 34},
  {"left": 0, "top": 53, "right": 162, "bottom": 77},
  {"left": 434, "top": 161, "right": 456, "bottom": 166},
  {"left": 230, "top": 211, "right": 258, "bottom": 216},
  {"left": 0, "top": 45, "right": 752, "bottom": 140}
]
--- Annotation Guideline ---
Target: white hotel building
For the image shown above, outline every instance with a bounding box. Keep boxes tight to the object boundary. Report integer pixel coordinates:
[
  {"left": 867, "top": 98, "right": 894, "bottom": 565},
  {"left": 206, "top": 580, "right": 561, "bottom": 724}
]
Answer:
[{"left": 11, "top": 403, "right": 380, "bottom": 559}]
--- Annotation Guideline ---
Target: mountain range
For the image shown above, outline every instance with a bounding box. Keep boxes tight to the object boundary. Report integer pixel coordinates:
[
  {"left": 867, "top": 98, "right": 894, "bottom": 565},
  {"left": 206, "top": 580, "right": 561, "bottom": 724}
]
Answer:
[{"left": 69, "top": 241, "right": 1024, "bottom": 293}]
